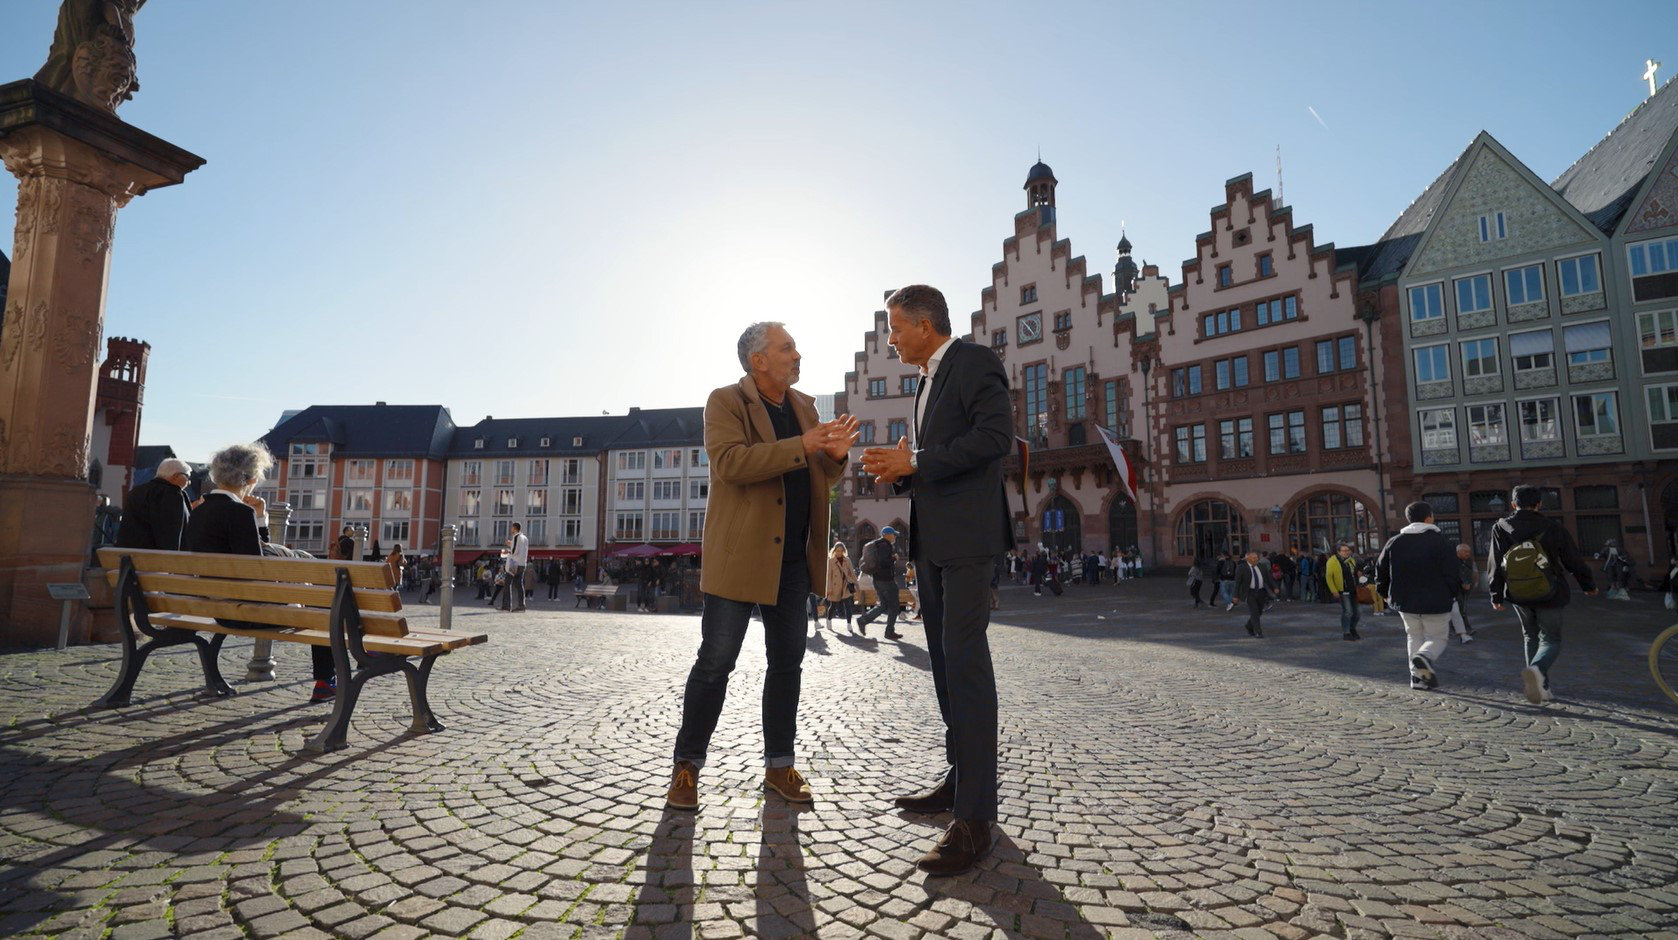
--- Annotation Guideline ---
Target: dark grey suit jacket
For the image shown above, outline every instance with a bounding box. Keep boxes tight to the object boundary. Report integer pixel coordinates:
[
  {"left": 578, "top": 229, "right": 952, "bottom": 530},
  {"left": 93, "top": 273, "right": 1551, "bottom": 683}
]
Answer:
[
  {"left": 896, "top": 338, "right": 1015, "bottom": 565},
  {"left": 1233, "top": 562, "right": 1277, "bottom": 603}
]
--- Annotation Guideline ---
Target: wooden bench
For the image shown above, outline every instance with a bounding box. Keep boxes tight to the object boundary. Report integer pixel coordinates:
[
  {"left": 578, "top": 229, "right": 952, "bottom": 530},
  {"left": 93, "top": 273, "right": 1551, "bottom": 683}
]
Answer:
[
  {"left": 95, "top": 547, "right": 488, "bottom": 754},
  {"left": 575, "top": 584, "right": 621, "bottom": 610}
]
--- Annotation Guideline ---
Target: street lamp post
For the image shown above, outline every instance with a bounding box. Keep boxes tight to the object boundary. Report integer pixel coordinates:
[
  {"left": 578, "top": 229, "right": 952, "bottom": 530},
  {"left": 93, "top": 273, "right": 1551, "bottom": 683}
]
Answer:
[
  {"left": 1358, "top": 302, "right": 1390, "bottom": 541},
  {"left": 1139, "top": 355, "right": 1161, "bottom": 564}
]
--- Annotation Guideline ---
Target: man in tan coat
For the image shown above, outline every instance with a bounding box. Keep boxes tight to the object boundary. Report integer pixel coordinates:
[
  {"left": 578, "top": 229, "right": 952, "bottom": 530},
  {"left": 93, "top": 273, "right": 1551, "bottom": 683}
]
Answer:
[{"left": 666, "top": 322, "right": 857, "bottom": 810}]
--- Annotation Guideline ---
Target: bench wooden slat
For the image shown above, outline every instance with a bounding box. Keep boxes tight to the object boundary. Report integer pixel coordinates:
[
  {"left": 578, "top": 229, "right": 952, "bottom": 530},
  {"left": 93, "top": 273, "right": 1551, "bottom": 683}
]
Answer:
[
  {"left": 404, "top": 628, "right": 489, "bottom": 650},
  {"left": 97, "top": 547, "right": 395, "bottom": 589},
  {"left": 147, "top": 613, "right": 459, "bottom": 657},
  {"left": 106, "top": 571, "right": 402, "bottom": 612},
  {"left": 139, "top": 593, "right": 409, "bottom": 636}
]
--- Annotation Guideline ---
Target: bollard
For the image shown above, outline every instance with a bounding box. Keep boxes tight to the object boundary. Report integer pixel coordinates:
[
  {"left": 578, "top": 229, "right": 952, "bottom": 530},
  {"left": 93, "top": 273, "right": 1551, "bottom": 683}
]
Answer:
[
  {"left": 439, "top": 525, "right": 456, "bottom": 630},
  {"left": 352, "top": 525, "right": 368, "bottom": 562},
  {"left": 245, "top": 501, "right": 291, "bottom": 681}
]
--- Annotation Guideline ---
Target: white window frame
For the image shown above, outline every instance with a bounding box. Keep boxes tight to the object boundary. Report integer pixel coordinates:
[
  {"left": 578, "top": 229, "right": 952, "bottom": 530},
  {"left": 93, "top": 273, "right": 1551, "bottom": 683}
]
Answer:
[
  {"left": 380, "top": 520, "right": 410, "bottom": 544},
  {"left": 1454, "top": 272, "right": 1494, "bottom": 315},
  {"left": 1466, "top": 402, "right": 1507, "bottom": 446},
  {"left": 1637, "top": 309, "right": 1678, "bottom": 353},
  {"left": 1509, "top": 329, "right": 1554, "bottom": 372},
  {"left": 1477, "top": 212, "right": 1507, "bottom": 242},
  {"left": 1419, "top": 408, "right": 1457, "bottom": 450},
  {"left": 1408, "top": 282, "right": 1445, "bottom": 322},
  {"left": 1461, "top": 337, "right": 1501, "bottom": 378},
  {"left": 1502, "top": 263, "right": 1545, "bottom": 306},
  {"left": 1563, "top": 318, "right": 1613, "bottom": 366},
  {"left": 1647, "top": 383, "right": 1678, "bottom": 443},
  {"left": 1515, "top": 396, "right": 1562, "bottom": 443},
  {"left": 1556, "top": 251, "right": 1601, "bottom": 297},
  {"left": 1413, "top": 343, "right": 1451, "bottom": 384},
  {"left": 1571, "top": 391, "right": 1619, "bottom": 438},
  {"left": 1628, "top": 235, "right": 1678, "bottom": 277}
]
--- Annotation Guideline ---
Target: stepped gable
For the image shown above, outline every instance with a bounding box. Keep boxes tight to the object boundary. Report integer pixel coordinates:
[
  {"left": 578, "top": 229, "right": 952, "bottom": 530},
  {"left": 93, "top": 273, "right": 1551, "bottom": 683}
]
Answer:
[{"left": 1552, "top": 75, "right": 1678, "bottom": 235}]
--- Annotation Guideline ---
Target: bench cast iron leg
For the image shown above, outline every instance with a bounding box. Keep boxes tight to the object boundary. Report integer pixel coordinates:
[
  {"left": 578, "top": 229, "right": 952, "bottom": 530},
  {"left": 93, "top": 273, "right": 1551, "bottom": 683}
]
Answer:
[
  {"left": 195, "top": 633, "right": 236, "bottom": 698},
  {"left": 93, "top": 610, "right": 147, "bottom": 709},
  {"left": 401, "top": 655, "right": 444, "bottom": 734}
]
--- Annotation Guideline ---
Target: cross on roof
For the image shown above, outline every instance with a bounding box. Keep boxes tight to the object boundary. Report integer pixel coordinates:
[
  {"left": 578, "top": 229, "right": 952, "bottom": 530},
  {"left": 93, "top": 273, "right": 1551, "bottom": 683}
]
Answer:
[{"left": 1646, "top": 58, "right": 1662, "bottom": 97}]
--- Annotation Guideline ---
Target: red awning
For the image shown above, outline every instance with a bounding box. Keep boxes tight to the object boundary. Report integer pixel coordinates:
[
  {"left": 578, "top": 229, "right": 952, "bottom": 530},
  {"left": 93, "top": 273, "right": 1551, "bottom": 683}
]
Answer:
[
  {"left": 661, "top": 543, "right": 702, "bottom": 556},
  {"left": 608, "top": 543, "right": 662, "bottom": 558},
  {"left": 451, "top": 550, "right": 500, "bottom": 564},
  {"left": 530, "top": 549, "right": 588, "bottom": 560}
]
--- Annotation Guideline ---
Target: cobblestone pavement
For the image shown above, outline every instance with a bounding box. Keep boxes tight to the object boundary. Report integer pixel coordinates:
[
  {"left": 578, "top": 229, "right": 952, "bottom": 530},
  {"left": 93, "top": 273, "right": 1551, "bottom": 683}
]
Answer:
[{"left": 3, "top": 579, "right": 1677, "bottom": 939}]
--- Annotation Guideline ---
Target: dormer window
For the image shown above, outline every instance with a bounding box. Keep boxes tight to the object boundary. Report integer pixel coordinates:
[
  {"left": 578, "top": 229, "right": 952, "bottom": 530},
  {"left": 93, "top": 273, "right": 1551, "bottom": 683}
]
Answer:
[
  {"left": 473, "top": 438, "right": 484, "bottom": 449},
  {"left": 508, "top": 437, "right": 519, "bottom": 448},
  {"left": 572, "top": 436, "right": 583, "bottom": 447},
  {"left": 539, "top": 436, "right": 552, "bottom": 447}
]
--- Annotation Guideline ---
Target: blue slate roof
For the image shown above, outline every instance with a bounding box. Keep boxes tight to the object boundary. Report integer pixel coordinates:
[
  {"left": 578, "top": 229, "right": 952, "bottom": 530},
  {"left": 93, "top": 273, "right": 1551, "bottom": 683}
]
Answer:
[
  {"left": 1552, "top": 76, "right": 1678, "bottom": 235},
  {"left": 449, "top": 414, "right": 637, "bottom": 457},
  {"left": 601, "top": 407, "right": 706, "bottom": 448},
  {"left": 1356, "top": 140, "right": 1473, "bottom": 284},
  {"left": 260, "top": 404, "right": 455, "bottom": 459}
]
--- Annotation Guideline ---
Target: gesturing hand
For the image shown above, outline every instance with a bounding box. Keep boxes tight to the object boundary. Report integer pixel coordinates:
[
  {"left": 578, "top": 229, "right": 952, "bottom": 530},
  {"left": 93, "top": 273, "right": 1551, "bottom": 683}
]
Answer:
[
  {"left": 861, "top": 437, "right": 914, "bottom": 485},
  {"left": 824, "top": 414, "right": 860, "bottom": 461}
]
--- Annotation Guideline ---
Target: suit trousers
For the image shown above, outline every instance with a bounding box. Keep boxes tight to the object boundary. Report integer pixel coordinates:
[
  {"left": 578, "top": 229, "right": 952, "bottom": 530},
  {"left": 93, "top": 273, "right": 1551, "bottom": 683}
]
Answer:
[
  {"left": 1243, "top": 592, "right": 1266, "bottom": 633},
  {"left": 916, "top": 553, "right": 999, "bottom": 822}
]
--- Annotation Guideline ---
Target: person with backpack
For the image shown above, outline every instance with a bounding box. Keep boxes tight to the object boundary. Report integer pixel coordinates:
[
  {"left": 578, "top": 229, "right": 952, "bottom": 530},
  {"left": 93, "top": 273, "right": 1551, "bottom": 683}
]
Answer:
[
  {"left": 854, "top": 527, "right": 902, "bottom": 639},
  {"left": 1375, "top": 502, "right": 1461, "bottom": 690},
  {"left": 1323, "top": 542, "right": 1363, "bottom": 641},
  {"left": 1488, "top": 484, "right": 1598, "bottom": 704},
  {"left": 1215, "top": 551, "right": 1237, "bottom": 608}
]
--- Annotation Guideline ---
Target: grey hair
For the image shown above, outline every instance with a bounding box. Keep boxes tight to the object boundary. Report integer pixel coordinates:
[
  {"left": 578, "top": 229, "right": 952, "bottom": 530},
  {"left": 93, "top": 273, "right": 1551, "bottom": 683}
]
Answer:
[
  {"left": 736, "top": 321, "right": 785, "bottom": 372},
  {"left": 208, "top": 442, "right": 274, "bottom": 491},
  {"left": 1457, "top": 543, "right": 1472, "bottom": 552}
]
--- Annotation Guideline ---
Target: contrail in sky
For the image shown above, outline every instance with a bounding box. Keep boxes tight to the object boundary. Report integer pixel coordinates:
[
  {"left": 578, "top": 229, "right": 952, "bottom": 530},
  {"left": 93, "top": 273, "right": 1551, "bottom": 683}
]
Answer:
[{"left": 1307, "top": 106, "right": 1329, "bottom": 130}]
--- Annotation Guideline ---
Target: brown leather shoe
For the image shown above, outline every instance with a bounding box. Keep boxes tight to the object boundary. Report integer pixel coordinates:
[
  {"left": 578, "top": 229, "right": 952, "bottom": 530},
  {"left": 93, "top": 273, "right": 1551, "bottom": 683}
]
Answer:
[
  {"left": 917, "top": 818, "right": 992, "bottom": 876},
  {"left": 666, "top": 761, "right": 698, "bottom": 811},
  {"left": 893, "top": 779, "right": 954, "bottom": 814},
  {"left": 763, "top": 766, "right": 814, "bottom": 803}
]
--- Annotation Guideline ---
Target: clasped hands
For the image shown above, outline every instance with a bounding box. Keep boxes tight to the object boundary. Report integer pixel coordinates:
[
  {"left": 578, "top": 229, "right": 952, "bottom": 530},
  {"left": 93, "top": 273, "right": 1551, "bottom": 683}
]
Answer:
[
  {"left": 861, "top": 437, "right": 914, "bottom": 486},
  {"left": 801, "top": 414, "right": 861, "bottom": 462}
]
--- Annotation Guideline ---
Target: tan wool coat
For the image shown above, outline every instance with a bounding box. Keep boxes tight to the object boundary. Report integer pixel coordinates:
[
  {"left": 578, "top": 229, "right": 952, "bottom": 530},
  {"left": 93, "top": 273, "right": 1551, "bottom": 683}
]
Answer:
[
  {"left": 824, "top": 553, "right": 856, "bottom": 601},
  {"left": 699, "top": 377, "right": 846, "bottom": 605}
]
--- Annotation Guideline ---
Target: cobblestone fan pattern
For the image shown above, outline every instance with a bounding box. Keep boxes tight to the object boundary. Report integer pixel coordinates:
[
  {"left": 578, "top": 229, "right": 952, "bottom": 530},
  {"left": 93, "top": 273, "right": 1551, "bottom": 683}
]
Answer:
[{"left": 3, "top": 582, "right": 1677, "bottom": 939}]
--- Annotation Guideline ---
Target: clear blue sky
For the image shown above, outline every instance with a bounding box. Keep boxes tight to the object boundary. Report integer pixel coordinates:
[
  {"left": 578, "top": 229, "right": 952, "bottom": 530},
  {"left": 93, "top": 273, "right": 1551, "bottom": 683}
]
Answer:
[{"left": 2, "top": 1, "right": 1673, "bottom": 462}]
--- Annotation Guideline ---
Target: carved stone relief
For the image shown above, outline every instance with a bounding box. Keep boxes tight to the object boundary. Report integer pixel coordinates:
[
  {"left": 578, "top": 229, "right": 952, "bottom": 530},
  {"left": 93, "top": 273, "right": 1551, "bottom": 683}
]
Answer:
[
  {"left": 0, "top": 300, "right": 49, "bottom": 372},
  {"left": 53, "top": 312, "right": 98, "bottom": 373},
  {"left": 66, "top": 186, "right": 116, "bottom": 266}
]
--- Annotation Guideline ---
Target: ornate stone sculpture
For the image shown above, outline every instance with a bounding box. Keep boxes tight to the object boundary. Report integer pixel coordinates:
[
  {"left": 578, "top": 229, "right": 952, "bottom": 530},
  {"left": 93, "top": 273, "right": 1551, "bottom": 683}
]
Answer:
[{"left": 33, "top": 0, "right": 145, "bottom": 113}]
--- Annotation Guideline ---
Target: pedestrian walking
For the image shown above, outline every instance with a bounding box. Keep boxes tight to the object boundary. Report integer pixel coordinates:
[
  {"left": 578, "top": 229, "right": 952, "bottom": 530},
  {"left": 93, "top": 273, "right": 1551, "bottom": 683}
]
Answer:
[
  {"left": 1234, "top": 550, "right": 1279, "bottom": 637},
  {"left": 1029, "top": 551, "right": 1047, "bottom": 595},
  {"left": 667, "top": 321, "right": 856, "bottom": 812},
  {"left": 855, "top": 527, "right": 902, "bottom": 638},
  {"left": 546, "top": 562, "right": 563, "bottom": 600},
  {"left": 1324, "top": 542, "right": 1362, "bottom": 640},
  {"left": 858, "top": 283, "right": 1014, "bottom": 876},
  {"left": 822, "top": 542, "right": 857, "bottom": 628},
  {"left": 115, "top": 457, "right": 193, "bottom": 551},
  {"left": 1446, "top": 543, "right": 1477, "bottom": 643},
  {"left": 1488, "top": 484, "right": 1597, "bottom": 704},
  {"left": 1278, "top": 548, "right": 1299, "bottom": 601},
  {"left": 1298, "top": 551, "right": 1317, "bottom": 602},
  {"left": 1374, "top": 502, "right": 1461, "bottom": 691},
  {"left": 501, "top": 524, "right": 529, "bottom": 611},
  {"left": 1187, "top": 557, "right": 1206, "bottom": 608},
  {"left": 1216, "top": 551, "right": 1237, "bottom": 607}
]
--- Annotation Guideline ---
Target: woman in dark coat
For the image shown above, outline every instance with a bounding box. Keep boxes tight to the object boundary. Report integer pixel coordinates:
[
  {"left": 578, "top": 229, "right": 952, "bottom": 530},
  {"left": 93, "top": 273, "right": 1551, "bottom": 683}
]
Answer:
[{"left": 184, "top": 442, "right": 336, "bottom": 703}]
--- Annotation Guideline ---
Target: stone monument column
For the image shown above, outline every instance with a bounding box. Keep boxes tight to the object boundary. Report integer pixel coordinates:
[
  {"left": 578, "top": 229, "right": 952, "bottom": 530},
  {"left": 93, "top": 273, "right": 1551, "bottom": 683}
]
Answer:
[{"left": 0, "top": 80, "right": 203, "bottom": 643}]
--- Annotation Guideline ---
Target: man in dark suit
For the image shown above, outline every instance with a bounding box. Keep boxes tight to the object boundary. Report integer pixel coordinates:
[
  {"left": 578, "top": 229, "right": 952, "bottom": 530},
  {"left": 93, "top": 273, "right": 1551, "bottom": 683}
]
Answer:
[
  {"left": 862, "top": 284, "right": 1014, "bottom": 876},
  {"left": 1234, "top": 549, "right": 1280, "bottom": 638},
  {"left": 115, "top": 457, "right": 192, "bottom": 551}
]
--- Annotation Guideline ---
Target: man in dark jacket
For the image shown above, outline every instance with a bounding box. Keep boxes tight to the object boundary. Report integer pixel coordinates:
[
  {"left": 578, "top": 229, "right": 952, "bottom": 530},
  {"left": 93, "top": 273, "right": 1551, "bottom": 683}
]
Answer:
[
  {"left": 115, "top": 458, "right": 192, "bottom": 551},
  {"left": 1375, "top": 502, "right": 1461, "bottom": 690},
  {"left": 1233, "top": 550, "right": 1279, "bottom": 637},
  {"left": 1216, "top": 551, "right": 1237, "bottom": 608},
  {"left": 854, "top": 527, "right": 901, "bottom": 639},
  {"left": 1488, "top": 485, "right": 1597, "bottom": 704}
]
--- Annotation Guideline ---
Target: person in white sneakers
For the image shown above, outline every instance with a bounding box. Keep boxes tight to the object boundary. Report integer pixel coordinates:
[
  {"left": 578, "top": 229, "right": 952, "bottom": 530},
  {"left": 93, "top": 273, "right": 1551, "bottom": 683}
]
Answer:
[
  {"left": 1374, "top": 502, "right": 1460, "bottom": 691},
  {"left": 1488, "top": 485, "right": 1597, "bottom": 705}
]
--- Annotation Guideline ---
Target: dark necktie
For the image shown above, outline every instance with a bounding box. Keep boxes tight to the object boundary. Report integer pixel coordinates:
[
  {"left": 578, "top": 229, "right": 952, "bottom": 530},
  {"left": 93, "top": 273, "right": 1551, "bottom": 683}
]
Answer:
[{"left": 1251, "top": 566, "right": 1261, "bottom": 590}]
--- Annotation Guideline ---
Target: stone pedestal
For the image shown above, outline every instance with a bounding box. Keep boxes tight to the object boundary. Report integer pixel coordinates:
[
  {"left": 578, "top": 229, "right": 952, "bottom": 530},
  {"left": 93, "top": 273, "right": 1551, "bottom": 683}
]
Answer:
[{"left": 0, "top": 81, "right": 202, "bottom": 645}]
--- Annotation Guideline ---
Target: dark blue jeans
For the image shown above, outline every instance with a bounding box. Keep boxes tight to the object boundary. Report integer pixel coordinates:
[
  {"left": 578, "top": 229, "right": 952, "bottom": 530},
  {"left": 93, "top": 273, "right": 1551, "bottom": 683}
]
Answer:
[
  {"left": 673, "top": 562, "right": 809, "bottom": 770},
  {"left": 1515, "top": 604, "right": 1563, "bottom": 684},
  {"left": 1340, "top": 593, "right": 1360, "bottom": 634}
]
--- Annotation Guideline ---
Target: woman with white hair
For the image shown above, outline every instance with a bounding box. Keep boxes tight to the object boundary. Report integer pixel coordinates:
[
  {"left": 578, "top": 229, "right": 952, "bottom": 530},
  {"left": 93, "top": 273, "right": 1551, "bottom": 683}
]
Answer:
[{"left": 184, "top": 442, "right": 336, "bottom": 703}]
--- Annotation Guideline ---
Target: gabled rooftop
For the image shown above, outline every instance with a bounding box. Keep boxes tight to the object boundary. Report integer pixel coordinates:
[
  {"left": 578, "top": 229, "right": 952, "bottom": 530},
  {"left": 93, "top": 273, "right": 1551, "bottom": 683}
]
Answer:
[
  {"left": 1552, "top": 76, "right": 1678, "bottom": 234},
  {"left": 260, "top": 404, "right": 455, "bottom": 460}
]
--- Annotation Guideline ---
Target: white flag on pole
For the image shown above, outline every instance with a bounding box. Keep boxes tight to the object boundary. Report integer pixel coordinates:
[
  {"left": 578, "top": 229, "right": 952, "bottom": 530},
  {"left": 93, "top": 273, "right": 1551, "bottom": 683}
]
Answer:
[{"left": 1095, "top": 424, "right": 1140, "bottom": 503}]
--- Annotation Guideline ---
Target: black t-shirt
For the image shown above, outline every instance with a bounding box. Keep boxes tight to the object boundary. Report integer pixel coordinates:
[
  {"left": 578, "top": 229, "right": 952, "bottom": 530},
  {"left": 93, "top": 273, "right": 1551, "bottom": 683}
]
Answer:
[{"left": 762, "top": 396, "right": 810, "bottom": 566}]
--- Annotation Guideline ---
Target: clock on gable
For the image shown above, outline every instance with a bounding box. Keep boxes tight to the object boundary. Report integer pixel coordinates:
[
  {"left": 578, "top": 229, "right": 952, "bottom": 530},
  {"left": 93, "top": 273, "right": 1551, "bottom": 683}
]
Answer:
[{"left": 1017, "top": 312, "right": 1043, "bottom": 345}]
